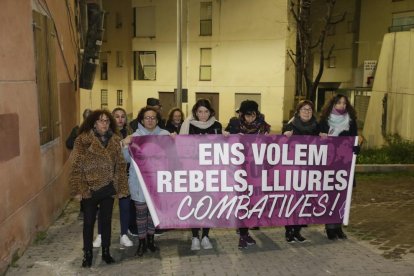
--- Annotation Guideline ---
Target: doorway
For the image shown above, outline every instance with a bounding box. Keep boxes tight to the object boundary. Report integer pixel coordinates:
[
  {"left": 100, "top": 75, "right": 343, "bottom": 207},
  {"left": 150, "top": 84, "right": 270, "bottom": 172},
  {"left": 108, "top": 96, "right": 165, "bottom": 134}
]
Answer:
[{"left": 158, "top": 92, "right": 175, "bottom": 120}]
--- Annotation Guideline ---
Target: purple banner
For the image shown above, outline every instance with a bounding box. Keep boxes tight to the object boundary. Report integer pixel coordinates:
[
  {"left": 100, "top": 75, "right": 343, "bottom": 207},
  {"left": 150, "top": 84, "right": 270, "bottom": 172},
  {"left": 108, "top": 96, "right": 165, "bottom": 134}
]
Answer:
[{"left": 129, "top": 134, "right": 358, "bottom": 228}]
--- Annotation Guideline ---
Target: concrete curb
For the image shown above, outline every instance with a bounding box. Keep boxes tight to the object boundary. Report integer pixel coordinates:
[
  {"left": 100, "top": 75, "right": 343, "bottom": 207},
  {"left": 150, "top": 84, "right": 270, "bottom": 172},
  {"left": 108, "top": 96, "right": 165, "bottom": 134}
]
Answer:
[{"left": 356, "top": 164, "right": 414, "bottom": 173}]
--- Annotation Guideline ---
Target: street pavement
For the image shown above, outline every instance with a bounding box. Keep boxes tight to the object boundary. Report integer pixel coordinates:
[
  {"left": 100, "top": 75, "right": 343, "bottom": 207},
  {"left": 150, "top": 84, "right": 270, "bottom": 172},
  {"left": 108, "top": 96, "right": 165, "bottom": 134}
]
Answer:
[{"left": 6, "top": 197, "right": 414, "bottom": 276}]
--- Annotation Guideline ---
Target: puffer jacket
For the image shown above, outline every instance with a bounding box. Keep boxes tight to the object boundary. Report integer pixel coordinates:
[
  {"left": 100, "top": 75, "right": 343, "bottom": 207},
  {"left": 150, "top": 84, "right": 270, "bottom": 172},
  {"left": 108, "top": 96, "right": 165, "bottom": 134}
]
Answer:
[
  {"left": 70, "top": 130, "right": 129, "bottom": 199},
  {"left": 123, "top": 124, "right": 170, "bottom": 202}
]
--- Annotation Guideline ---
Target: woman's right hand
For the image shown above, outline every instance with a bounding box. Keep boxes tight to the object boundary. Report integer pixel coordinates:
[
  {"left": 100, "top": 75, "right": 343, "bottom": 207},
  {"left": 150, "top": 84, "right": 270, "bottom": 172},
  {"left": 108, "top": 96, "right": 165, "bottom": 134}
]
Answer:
[
  {"left": 283, "top": 130, "right": 293, "bottom": 137},
  {"left": 222, "top": 130, "right": 230, "bottom": 137}
]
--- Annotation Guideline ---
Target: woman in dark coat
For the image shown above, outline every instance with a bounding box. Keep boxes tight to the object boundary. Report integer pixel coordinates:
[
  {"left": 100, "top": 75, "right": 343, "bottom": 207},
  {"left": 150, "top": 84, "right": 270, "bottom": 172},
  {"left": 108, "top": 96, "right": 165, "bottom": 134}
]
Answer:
[
  {"left": 319, "top": 94, "right": 358, "bottom": 240},
  {"left": 282, "top": 100, "right": 319, "bottom": 243},
  {"left": 225, "top": 100, "right": 270, "bottom": 249},
  {"left": 180, "top": 99, "right": 222, "bottom": 251},
  {"left": 165, "top": 107, "right": 184, "bottom": 134}
]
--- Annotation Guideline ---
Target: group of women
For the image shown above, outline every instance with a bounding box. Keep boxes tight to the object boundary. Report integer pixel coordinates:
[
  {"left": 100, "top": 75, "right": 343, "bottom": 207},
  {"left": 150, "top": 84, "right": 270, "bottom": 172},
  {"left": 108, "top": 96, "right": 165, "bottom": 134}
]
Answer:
[{"left": 70, "top": 94, "right": 358, "bottom": 267}]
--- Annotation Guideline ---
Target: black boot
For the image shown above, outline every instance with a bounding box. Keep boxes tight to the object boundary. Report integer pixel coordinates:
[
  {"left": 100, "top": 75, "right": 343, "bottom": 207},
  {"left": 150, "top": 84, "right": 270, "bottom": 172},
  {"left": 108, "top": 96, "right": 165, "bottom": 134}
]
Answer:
[
  {"left": 326, "top": 228, "right": 338, "bottom": 240},
  {"left": 82, "top": 249, "right": 93, "bottom": 268},
  {"left": 102, "top": 247, "right": 115, "bottom": 264},
  {"left": 147, "top": 234, "right": 159, "bottom": 252},
  {"left": 135, "top": 238, "right": 147, "bottom": 257},
  {"left": 336, "top": 227, "right": 347, "bottom": 239},
  {"left": 285, "top": 227, "right": 295, "bottom": 243},
  {"left": 293, "top": 227, "right": 306, "bottom": 242}
]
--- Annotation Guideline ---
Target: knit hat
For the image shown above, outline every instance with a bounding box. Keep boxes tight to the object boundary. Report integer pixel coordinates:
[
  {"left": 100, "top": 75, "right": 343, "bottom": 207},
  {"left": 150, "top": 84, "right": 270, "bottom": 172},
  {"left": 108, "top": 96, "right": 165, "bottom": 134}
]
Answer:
[{"left": 237, "top": 100, "right": 259, "bottom": 115}]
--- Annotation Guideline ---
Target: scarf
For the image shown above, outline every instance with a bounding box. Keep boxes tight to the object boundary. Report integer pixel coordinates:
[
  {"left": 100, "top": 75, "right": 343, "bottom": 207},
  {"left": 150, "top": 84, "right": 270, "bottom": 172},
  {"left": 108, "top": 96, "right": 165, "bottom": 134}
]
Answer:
[
  {"left": 239, "top": 113, "right": 271, "bottom": 134},
  {"left": 93, "top": 128, "right": 113, "bottom": 147},
  {"left": 327, "top": 111, "right": 350, "bottom": 136},
  {"left": 179, "top": 115, "right": 217, "bottom": 135},
  {"left": 290, "top": 115, "right": 318, "bottom": 135},
  {"left": 135, "top": 123, "right": 165, "bottom": 136}
]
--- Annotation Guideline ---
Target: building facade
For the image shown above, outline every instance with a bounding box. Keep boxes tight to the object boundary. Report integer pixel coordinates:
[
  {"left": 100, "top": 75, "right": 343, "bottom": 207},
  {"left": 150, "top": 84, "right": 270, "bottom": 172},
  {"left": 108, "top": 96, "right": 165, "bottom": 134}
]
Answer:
[
  {"left": 0, "top": 0, "right": 80, "bottom": 273},
  {"left": 83, "top": 0, "right": 292, "bottom": 132}
]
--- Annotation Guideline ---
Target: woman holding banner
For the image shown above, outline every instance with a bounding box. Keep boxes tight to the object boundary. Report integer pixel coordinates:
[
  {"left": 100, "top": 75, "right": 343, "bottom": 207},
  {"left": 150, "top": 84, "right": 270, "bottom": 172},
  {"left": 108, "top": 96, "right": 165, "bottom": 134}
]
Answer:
[
  {"left": 121, "top": 107, "right": 170, "bottom": 257},
  {"left": 319, "top": 94, "right": 359, "bottom": 240},
  {"left": 179, "top": 99, "right": 222, "bottom": 251},
  {"left": 224, "top": 100, "right": 270, "bottom": 249},
  {"left": 282, "top": 100, "right": 320, "bottom": 243}
]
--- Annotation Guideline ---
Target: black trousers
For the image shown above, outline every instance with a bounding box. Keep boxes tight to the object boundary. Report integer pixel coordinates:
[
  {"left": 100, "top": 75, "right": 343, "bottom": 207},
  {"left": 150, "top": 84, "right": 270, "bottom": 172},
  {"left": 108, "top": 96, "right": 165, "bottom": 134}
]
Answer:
[
  {"left": 192, "top": 228, "right": 209, "bottom": 238},
  {"left": 82, "top": 196, "right": 114, "bottom": 251}
]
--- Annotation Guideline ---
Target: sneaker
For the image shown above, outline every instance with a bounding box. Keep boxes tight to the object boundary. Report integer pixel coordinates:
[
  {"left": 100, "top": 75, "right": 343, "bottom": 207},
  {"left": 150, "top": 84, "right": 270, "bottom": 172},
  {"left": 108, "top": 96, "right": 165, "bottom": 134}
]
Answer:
[
  {"left": 93, "top": 234, "right": 102, "bottom": 248},
  {"left": 293, "top": 231, "right": 306, "bottom": 242},
  {"left": 127, "top": 229, "right": 138, "bottom": 237},
  {"left": 238, "top": 237, "right": 248, "bottom": 249},
  {"left": 244, "top": 235, "right": 256, "bottom": 245},
  {"left": 191, "top": 237, "right": 201, "bottom": 251},
  {"left": 120, "top": 234, "right": 133, "bottom": 247},
  {"left": 201, "top": 236, "right": 213, "bottom": 249}
]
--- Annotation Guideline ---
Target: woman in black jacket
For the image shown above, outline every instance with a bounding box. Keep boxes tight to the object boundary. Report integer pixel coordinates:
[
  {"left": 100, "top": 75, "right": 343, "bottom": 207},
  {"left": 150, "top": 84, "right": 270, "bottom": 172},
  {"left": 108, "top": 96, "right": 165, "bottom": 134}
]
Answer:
[
  {"left": 282, "top": 100, "right": 319, "bottom": 243},
  {"left": 224, "top": 100, "right": 270, "bottom": 249},
  {"left": 319, "top": 94, "right": 358, "bottom": 240},
  {"left": 180, "top": 99, "right": 222, "bottom": 251},
  {"left": 165, "top": 107, "right": 184, "bottom": 134}
]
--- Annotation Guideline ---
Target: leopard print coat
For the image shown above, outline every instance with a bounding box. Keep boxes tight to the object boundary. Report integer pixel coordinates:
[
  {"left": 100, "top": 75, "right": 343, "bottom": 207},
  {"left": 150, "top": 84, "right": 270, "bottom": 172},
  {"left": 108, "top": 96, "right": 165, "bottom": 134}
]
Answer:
[{"left": 70, "top": 130, "right": 129, "bottom": 199}]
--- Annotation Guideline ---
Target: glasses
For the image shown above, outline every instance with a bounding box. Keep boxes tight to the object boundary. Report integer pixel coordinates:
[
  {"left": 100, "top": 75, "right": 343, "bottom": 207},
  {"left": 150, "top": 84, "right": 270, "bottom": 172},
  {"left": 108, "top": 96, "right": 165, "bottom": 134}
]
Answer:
[
  {"left": 300, "top": 108, "right": 313, "bottom": 113},
  {"left": 144, "top": 116, "right": 157, "bottom": 121},
  {"left": 97, "top": 119, "right": 110, "bottom": 124}
]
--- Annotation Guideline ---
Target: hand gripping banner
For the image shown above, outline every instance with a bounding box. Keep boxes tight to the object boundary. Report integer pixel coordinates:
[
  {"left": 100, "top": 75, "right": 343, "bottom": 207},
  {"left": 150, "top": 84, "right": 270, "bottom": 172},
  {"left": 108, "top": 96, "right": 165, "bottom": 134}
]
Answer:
[{"left": 128, "top": 134, "right": 358, "bottom": 229}]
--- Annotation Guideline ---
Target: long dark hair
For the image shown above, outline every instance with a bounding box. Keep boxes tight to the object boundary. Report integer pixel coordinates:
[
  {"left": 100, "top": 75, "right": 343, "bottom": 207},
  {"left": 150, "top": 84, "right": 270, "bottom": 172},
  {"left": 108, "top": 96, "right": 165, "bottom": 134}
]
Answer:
[
  {"left": 191, "top": 98, "right": 215, "bottom": 120},
  {"left": 167, "top": 107, "right": 184, "bottom": 124},
  {"left": 78, "top": 109, "right": 118, "bottom": 135},
  {"left": 320, "top": 94, "right": 357, "bottom": 121}
]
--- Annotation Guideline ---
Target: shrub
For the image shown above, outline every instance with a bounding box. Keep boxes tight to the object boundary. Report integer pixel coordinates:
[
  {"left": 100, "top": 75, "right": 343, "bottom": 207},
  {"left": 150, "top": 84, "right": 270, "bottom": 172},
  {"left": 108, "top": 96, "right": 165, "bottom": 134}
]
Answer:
[{"left": 357, "top": 134, "right": 414, "bottom": 164}]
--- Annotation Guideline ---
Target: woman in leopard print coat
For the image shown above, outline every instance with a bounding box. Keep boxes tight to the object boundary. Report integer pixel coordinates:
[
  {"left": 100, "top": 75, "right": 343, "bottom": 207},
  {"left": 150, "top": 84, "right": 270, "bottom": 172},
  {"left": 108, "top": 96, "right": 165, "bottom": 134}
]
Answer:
[{"left": 70, "top": 109, "right": 128, "bottom": 268}]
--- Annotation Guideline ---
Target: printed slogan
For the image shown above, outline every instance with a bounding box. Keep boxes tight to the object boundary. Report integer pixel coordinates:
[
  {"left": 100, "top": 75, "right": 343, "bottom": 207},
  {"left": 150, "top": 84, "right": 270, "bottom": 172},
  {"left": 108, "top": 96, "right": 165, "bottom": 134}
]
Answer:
[{"left": 129, "top": 134, "right": 358, "bottom": 228}]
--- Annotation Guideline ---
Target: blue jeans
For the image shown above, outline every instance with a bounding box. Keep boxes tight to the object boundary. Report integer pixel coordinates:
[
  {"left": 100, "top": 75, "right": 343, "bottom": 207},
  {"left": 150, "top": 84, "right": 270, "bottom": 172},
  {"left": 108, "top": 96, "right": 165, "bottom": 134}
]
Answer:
[{"left": 97, "top": 196, "right": 131, "bottom": 236}]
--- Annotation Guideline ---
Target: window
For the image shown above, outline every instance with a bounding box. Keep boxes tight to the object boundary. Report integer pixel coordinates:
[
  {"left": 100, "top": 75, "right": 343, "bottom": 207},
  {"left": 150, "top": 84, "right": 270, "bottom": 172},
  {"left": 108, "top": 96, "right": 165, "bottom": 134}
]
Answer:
[
  {"left": 200, "top": 48, "right": 211, "bottom": 81},
  {"left": 116, "top": 51, "right": 123, "bottom": 67},
  {"left": 101, "top": 89, "right": 108, "bottom": 109},
  {"left": 117, "top": 90, "right": 123, "bottom": 106},
  {"left": 134, "top": 51, "right": 156, "bottom": 80},
  {"left": 33, "top": 11, "right": 60, "bottom": 145},
  {"left": 115, "top": 12, "right": 122, "bottom": 28},
  {"left": 200, "top": 2, "right": 212, "bottom": 36},
  {"left": 101, "top": 60, "right": 108, "bottom": 80},
  {"left": 134, "top": 6, "right": 155, "bottom": 37}
]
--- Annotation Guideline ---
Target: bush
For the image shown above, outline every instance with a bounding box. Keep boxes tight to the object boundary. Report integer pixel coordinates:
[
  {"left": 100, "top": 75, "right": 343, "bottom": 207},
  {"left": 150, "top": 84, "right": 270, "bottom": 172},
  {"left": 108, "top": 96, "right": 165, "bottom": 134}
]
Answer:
[{"left": 357, "top": 134, "right": 414, "bottom": 164}]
